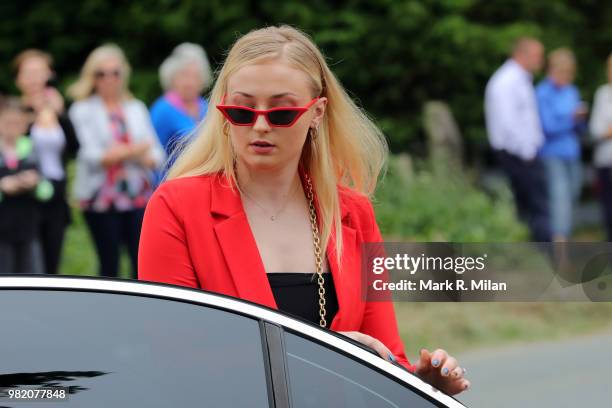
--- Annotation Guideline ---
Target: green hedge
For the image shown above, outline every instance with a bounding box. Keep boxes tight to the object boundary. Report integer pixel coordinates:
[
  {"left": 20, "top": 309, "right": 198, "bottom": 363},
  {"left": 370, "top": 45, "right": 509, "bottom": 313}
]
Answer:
[
  {"left": 373, "top": 156, "right": 528, "bottom": 241},
  {"left": 1, "top": 1, "right": 610, "bottom": 155}
]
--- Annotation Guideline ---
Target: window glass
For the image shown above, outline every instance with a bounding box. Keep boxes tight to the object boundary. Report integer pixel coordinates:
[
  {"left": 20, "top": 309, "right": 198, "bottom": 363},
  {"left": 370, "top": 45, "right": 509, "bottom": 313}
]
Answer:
[
  {"left": 284, "top": 332, "right": 441, "bottom": 408},
  {"left": 0, "top": 290, "right": 270, "bottom": 407}
]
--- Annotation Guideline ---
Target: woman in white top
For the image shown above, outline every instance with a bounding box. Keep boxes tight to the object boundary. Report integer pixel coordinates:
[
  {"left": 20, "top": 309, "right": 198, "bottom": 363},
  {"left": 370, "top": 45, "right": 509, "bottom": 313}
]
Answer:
[
  {"left": 590, "top": 53, "right": 612, "bottom": 240},
  {"left": 68, "top": 44, "right": 165, "bottom": 278}
]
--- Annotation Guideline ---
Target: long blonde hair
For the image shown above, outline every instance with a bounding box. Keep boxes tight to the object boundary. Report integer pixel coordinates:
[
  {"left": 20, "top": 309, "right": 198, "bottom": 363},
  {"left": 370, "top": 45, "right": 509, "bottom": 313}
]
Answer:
[
  {"left": 168, "top": 25, "right": 388, "bottom": 265},
  {"left": 67, "top": 44, "right": 132, "bottom": 101}
]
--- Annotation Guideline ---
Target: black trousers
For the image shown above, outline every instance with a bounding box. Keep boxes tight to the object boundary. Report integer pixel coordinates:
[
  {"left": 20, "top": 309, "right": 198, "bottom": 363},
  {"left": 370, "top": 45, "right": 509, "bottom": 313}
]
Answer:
[
  {"left": 83, "top": 208, "right": 145, "bottom": 279},
  {"left": 0, "top": 239, "right": 44, "bottom": 274},
  {"left": 39, "top": 179, "right": 70, "bottom": 274},
  {"left": 39, "top": 200, "right": 70, "bottom": 274},
  {"left": 495, "top": 150, "right": 551, "bottom": 242}
]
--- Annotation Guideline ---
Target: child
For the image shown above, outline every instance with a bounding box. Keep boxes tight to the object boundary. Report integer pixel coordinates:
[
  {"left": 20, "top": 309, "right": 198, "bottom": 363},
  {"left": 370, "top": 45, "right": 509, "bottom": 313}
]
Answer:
[{"left": 0, "top": 97, "right": 53, "bottom": 273}]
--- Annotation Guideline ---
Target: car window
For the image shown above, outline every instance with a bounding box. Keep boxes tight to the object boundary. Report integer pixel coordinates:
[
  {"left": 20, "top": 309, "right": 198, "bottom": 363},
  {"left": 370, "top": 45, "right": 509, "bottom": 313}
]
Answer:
[
  {"left": 0, "top": 290, "right": 270, "bottom": 408},
  {"left": 284, "top": 331, "right": 443, "bottom": 408}
]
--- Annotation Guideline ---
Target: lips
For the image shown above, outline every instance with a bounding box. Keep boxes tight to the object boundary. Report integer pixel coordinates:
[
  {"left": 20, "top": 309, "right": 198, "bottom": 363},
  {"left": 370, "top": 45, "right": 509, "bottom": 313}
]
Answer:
[
  {"left": 249, "top": 140, "right": 276, "bottom": 154},
  {"left": 250, "top": 140, "right": 275, "bottom": 147}
]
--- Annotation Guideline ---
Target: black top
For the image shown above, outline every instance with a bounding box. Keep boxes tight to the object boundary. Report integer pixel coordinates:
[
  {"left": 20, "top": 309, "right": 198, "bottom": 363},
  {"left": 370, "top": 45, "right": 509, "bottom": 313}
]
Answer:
[
  {"left": 267, "top": 272, "right": 339, "bottom": 329},
  {"left": 0, "top": 146, "right": 41, "bottom": 243}
]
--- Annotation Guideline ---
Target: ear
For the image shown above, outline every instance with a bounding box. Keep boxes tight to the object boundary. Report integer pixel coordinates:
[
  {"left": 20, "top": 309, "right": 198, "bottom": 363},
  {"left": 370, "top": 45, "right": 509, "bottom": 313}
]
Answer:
[{"left": 311, "top": 97, "right": 328, "bottom": 128}]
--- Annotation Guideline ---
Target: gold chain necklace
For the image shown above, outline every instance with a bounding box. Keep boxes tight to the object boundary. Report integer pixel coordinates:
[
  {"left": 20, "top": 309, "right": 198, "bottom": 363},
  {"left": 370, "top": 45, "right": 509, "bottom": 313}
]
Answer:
[{"left": 305, "top": 174, "right": 327, "bottom": 328}]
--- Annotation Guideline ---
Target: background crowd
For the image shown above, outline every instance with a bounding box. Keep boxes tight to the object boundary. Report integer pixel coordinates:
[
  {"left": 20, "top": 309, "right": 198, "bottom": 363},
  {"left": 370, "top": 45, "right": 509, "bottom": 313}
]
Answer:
[
  {"left": 0, "top": 1, "right": 611, "bottom": 279},
  {"left": 0, "top": 42, "right": 211, "bottom": 275},
  {"left": 485, "top": 37, "right": 612, "bottom": 243},
  {"left": 2, "top": 37, "right": 612, "bottom": 275}
]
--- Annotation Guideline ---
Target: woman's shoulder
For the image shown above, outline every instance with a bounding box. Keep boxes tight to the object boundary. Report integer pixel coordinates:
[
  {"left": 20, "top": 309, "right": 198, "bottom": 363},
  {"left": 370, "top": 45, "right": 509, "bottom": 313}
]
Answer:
[
  {"left": 337, "top": 185, "right": 376, "bottom": 224},
  {"left": 123, "top": 97, "right": 150, "bottom": 113},
  {"left": 69, "top": 96, "right": 98, "bottom": 114},
  {"left": 156, "top": 173, "right": 216, "bottom": 195},
  {"left": 150, "top": 95, "right": 174, "bottom": 114},
  {"left": 594, "top": 84, "right": 612, "bottom": 100}
]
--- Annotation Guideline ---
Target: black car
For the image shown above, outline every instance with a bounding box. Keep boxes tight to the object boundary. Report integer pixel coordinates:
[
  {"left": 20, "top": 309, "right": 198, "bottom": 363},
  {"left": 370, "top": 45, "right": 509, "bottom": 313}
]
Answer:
[{"left": 0, "top": 276, "right": 467, "bottom": 407}]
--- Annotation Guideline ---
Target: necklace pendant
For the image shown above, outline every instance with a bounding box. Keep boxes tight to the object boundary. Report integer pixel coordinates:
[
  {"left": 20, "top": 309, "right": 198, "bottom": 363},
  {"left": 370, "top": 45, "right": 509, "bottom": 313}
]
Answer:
[{"left": 270, "top": 215, "right": 276, "bottom": 221}]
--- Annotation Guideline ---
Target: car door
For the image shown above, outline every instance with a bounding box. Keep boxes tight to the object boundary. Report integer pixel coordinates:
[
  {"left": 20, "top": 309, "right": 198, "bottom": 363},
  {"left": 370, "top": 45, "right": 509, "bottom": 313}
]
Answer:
[{"left": 0, "top": 276, "right": 464, "bottom": 408}]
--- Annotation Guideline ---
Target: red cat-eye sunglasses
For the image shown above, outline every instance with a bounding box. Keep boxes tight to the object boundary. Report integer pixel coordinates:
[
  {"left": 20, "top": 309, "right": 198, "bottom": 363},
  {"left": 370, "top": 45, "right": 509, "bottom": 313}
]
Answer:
[{"left": 216, "top": 97, "right": 319, "bottom": 127}]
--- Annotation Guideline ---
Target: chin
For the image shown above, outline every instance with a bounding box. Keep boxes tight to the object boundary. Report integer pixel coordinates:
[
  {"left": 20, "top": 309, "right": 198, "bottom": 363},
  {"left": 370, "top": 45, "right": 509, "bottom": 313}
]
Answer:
[{"left": 244, "top": 158, "right": 282, "bottom": 172}]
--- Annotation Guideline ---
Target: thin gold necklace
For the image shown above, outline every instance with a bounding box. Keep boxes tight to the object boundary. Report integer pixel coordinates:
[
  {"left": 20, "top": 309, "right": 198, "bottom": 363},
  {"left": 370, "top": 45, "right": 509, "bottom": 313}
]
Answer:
[{"left": 240, "top": 180, "right": 300, "bottom": 221}]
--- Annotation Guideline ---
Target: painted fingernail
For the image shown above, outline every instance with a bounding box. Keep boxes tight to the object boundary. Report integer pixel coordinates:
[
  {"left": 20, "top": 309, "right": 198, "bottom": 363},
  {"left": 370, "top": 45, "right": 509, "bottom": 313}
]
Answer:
[
  {"left": 442, "top": 367, "right": 449, "bottom": 376},
  {"left": 432, "top": 359, "right": 440, "bottom": 367},
  {"left": 388, "top": 353, "right": 397, "bottom": 363}
]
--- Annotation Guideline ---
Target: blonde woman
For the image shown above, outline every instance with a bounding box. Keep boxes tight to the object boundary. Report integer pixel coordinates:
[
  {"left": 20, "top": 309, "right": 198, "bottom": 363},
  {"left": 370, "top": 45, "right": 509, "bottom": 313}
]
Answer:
[
  {"left": 535, "top": 48, "right": 587, "bottom": 241},
  {"left": 68, "top": 44, "right": 165, "bottom": 278},
  {"left": 138, "top": 26, "right": 469, "bottom": 395}
]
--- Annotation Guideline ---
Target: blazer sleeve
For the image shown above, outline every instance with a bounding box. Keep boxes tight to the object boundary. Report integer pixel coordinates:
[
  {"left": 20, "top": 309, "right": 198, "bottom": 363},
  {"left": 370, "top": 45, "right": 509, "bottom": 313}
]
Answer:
[
  {"left": 135, "top": 100, "right": 166, "bottom": 168},
  {"left": 68, "top": 102, "right": 106, "bottom": 167},
  {"left": 58, "top": 112, "right": 80, "bottom": 161},
  {"left": 358, "top": 198, "right": 416, "bottom": 372},
  {"left": 138, "top": 186, "right": 199, "bottom": 289}
]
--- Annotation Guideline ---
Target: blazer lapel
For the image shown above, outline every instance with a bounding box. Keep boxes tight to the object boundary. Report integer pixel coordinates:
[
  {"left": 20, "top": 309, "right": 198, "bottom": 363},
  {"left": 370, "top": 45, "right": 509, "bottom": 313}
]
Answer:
[{"left": 211, "top": 174, "right": 278, "bottom": 308}]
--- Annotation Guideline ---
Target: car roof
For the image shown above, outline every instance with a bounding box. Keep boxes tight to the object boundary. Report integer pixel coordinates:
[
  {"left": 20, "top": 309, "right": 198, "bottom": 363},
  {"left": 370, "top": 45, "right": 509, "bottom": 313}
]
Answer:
[{"left": 0, "top": 275, "right": 466, "bottom": 408}]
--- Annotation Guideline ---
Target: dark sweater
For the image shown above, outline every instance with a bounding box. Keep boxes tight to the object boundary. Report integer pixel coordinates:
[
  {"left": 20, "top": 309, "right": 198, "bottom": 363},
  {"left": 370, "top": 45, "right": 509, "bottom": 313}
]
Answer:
[{"left": 0, "top": 137, "right": 48, "bottom": 243}]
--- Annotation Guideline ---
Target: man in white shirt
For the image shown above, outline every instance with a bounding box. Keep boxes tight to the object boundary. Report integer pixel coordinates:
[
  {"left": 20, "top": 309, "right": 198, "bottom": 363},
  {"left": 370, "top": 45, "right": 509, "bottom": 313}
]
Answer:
[{"left": 485, "top": 37, "right": 550, "bottom": 241}]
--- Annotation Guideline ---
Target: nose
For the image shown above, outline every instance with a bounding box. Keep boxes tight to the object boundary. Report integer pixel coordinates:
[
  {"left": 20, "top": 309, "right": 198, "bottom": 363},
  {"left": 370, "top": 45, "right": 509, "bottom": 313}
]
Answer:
[{"left": 252, "top": 112, "right": 271, "bottom": 132}]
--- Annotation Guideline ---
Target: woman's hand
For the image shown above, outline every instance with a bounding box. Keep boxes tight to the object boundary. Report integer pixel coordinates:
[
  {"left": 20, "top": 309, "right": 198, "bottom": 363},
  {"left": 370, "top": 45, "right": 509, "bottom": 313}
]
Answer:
[
  {"left": 0, "top": 175, "right": 24, "bottom": 195},
  {"left": 101, "top": 144, "right": 131, "bottom": 167},
  {"left": 337, "top": 331, "right": 396, "bottom": 362},
  {"left": 101, "top": 141, "right": 157, "bottom": 169},
  {"left": 17, "top": 170, "right": 40, "bottom": 191},
  {"left": 43, "top": 87, "right": 65, "bottom": 114},
  {"left": 130, "top": 142, "right": 157, "bottom": 168},
  {"left": 414, "top": 348, "right": 470, "bottom": 395}
]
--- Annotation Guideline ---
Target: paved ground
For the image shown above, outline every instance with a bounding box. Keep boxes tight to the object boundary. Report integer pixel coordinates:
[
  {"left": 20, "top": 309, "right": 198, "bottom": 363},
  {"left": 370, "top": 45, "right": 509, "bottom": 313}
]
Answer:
[{"left": 454, "top": 330, "right": 612, "bottom": 407}]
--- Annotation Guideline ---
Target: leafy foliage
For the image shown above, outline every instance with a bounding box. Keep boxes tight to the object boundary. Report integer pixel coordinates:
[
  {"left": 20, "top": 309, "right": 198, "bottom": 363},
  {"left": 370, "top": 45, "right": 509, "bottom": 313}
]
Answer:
[
  {"left": 1, "top": 1, "right": 610, "bottom": 155},
  {"left": 373, "top": 156, "right": 528, "bottom": 241}
]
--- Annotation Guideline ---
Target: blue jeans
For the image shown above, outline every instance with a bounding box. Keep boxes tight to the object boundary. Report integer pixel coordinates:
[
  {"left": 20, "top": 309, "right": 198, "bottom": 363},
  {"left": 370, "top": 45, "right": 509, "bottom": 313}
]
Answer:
[{"left": 543, "top": 158, "right": 582, "bottom": 239}]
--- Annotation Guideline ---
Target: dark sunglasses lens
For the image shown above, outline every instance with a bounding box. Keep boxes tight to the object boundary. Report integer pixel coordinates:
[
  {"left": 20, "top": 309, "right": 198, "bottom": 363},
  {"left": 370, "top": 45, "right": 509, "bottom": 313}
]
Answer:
[
  {"left": 225, "top": 108, "right": 256, "bottom": 124},
  {"left": 268, "top": 109, "right": 300, "bottom": 126},
  {"left": 95, "top": 70, "right": 121, "bottom": 79}
]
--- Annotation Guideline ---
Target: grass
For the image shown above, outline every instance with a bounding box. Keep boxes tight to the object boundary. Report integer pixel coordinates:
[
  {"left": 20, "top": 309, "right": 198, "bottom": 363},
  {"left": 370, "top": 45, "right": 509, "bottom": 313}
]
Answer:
[{"left": 395, "top": 302, "right": 612, "bottom": 357}]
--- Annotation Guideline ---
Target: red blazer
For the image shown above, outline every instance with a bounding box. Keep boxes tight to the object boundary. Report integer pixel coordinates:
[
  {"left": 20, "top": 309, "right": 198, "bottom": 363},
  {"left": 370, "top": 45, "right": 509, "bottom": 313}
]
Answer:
[{"left": 138, "top": 172, "right": 414, "bottom": 371}]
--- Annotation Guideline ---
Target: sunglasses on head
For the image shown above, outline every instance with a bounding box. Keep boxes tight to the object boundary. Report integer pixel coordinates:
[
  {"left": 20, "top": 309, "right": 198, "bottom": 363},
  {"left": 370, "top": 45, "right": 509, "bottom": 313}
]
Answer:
[
  {"left": 216, "top": 97, "right": 319, "bottom": 127},
  {"left": 94, "top": 69, "right": 121, "bottom": 79}
]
